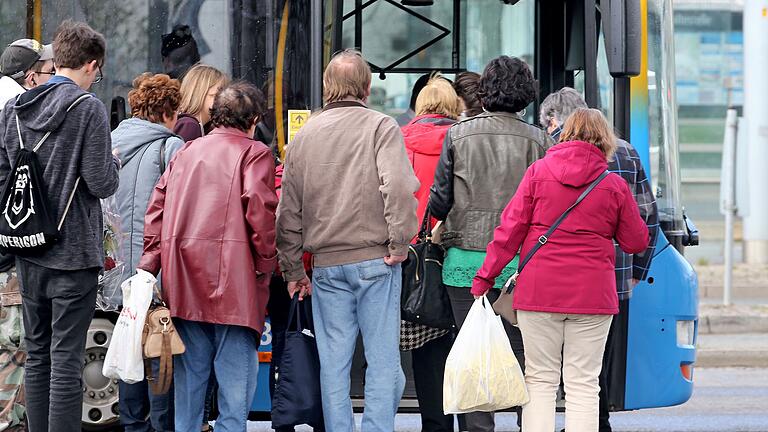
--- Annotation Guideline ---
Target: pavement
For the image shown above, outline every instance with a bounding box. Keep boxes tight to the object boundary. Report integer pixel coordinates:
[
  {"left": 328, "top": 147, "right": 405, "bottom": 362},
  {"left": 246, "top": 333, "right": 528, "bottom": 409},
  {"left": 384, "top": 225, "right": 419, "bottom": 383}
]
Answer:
[
  {"left": 693, "top": 263, "right": 768, "bottom": 368},
  {"left": 247, "top": 367, "right": 768, "bottom": 431}
]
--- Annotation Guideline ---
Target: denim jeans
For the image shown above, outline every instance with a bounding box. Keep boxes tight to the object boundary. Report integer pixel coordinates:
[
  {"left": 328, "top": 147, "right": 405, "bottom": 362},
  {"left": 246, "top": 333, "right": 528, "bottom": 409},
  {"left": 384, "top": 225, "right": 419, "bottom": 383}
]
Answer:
[
  {"left": 173, "top": 319, "right": 259, "bottom": 432},
  {"left": 119, "top": 358, "right": 174, "bottom": 432},
  {"left": 16, "top": 260, "right": 99, "bottom": 432},
  {"left": 312, "top": 258, "right": 405, "bottom": 432}
]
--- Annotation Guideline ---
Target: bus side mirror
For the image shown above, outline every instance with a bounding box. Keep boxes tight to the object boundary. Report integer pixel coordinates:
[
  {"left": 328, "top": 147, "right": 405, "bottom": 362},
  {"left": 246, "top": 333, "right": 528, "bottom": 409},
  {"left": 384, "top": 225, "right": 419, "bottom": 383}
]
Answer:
[
  {"left": 604, "top": 0, "right": 641, "bottom": 77},
  {"left": 682, "top": 211, "right": 700, "bottom": 247}
]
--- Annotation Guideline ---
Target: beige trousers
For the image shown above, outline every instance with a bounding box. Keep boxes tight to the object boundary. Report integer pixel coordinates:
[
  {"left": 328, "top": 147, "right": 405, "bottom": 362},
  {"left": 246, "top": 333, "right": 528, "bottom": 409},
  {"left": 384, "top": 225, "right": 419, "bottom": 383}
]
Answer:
[{"left": 517, "top": 310, "right": 613, "bottom": 432}]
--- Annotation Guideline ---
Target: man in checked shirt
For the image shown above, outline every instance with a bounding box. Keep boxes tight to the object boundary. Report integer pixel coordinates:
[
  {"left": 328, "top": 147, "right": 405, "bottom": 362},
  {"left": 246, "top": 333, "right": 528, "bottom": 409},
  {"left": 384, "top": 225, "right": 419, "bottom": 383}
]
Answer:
[{"left": 540, "top": 87, "right": 660, "bottom": 432}]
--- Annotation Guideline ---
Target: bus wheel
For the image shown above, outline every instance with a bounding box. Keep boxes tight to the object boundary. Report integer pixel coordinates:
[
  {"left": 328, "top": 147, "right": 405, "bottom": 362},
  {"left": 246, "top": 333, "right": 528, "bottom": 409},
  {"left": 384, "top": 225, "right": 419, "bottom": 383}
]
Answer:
[{"left": 81, "top": 317, "right": 120, "bottom": 431}]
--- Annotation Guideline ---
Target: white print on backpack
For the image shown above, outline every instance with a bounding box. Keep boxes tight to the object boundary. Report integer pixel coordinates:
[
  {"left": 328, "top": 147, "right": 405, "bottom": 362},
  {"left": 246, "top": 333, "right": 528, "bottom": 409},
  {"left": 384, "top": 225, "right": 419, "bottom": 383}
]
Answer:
[
  {"left": 3, "top": 164, "right": 35, "bottom": 230},
  {"left": 0, "top": 233, "right": 46, "bottom": 249}
]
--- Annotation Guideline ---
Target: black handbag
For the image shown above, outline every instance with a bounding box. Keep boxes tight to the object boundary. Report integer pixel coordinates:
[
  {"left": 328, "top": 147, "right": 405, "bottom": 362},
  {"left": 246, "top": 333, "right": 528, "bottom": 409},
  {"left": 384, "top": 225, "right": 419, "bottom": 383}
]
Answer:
[
  {"left": 401, "top": 210, "right": 455, "bottom": 329},
  {"left": 271, "top": 296, "right": 324, "bottom": 430}
]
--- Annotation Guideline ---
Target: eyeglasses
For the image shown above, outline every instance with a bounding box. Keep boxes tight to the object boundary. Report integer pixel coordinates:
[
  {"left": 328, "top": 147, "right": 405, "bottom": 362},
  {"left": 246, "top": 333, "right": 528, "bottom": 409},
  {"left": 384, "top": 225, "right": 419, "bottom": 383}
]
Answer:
[
  {"left": 37, "top": 69, "right": 55, "bottom": 76},
  {"left": 93, "top": 66, "right": 103, "bottom": 84}
]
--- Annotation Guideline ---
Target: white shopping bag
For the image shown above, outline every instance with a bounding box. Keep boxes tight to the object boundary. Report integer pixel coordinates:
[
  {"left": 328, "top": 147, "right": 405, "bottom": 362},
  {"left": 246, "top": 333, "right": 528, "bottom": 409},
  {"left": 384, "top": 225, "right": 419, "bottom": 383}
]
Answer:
[
  {"left": 443, "top": 296, "right": 529, "bottom": 414},
  {"left": 102, "top": 270, "right": 156, "bottom": 383}
]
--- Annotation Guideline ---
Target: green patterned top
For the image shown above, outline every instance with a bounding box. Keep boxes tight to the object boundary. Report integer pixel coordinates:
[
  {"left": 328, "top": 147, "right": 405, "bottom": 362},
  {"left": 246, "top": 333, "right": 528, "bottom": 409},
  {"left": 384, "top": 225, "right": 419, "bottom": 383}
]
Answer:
[{"left": 443, "top": 247, "right": 519, "bottom": 288}]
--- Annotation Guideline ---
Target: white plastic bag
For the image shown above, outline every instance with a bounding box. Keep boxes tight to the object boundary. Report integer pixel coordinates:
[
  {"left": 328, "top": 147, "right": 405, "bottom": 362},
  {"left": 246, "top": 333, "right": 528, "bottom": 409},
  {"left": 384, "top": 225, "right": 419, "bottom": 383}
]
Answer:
[
  {"left": 102, "top": 270, "right": 156, "bottom": 383},
  {"left": 443, "top": 296, "right": 529, "bottom": 414}
]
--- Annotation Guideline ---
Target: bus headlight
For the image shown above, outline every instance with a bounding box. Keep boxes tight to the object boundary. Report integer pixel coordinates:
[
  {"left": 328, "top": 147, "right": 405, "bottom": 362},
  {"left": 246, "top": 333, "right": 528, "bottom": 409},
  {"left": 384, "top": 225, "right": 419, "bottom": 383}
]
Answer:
[{"left": 676, "top": 320, "right": 696, "bottom": 347}]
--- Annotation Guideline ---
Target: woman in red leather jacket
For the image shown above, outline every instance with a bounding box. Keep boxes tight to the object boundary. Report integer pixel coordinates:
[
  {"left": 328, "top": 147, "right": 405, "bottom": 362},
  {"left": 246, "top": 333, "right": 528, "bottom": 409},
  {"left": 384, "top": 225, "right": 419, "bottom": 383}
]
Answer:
[
  {"left": 400, "top": 75, "right": 459, "bottom": 432},
  {"left": 139, "top": 82, "right": 277, "bottom": 430}
]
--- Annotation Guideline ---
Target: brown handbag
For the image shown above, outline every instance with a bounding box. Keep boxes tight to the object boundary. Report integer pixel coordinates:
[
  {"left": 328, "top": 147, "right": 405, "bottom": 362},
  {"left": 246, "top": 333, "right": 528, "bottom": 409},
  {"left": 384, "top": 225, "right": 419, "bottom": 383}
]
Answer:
[
  {"left": 493, "top": 172, "right": 610, "bottom": 326},
  {"left": 142, "top": 289, "right": 186, "bottom": 394}
]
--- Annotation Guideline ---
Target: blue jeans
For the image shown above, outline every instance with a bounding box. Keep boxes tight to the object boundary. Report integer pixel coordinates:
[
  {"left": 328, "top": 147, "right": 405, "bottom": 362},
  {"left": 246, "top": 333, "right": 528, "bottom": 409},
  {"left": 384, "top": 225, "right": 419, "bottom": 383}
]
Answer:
[
  {"left": 173, "top": 319, "right": 259, "bottom": 432},
  {"left": 119, "top": 358, "right": 174, "bottom": 432},
  {"left": 312, "top": 258, "right": 405, "bottom": 432}
]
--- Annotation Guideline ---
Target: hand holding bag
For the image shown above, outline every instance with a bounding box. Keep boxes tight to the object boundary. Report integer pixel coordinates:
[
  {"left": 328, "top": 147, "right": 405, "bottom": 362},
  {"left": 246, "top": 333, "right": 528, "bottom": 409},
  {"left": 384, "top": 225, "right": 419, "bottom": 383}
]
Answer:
[
  {"left": 493, "top": 171, "right": 610, "bottom": 325},
  {"left": 102, "top": 270, "right": 155, "bottom": 383},
  {"left": 142, "top": 284, "right": 185, "bottom": 395},
  {"left": 271, "top": 296, "right": 324, "bottom": 429},
  {"left": 401, "top": 210, "right": 455, "bottom": 329},
  {"left": 444, "top": 296, "right": 528, "bottom": 413}
]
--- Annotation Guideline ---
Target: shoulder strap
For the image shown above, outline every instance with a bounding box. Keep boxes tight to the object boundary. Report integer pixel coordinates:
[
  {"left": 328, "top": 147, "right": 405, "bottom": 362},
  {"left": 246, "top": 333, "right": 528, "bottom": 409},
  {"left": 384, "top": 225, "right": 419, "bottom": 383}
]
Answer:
[
  {"left": 516, "top": 170, "right": 610, "bottom": 275},
  {"left": 14, "top": 93, "right": 92, "bottom": 231},
  {"left": 15, "top": 94, "right": 91, "bottom": 152},
  {"left": 158, "top": 137, "right": 169, "bottom": 173}
]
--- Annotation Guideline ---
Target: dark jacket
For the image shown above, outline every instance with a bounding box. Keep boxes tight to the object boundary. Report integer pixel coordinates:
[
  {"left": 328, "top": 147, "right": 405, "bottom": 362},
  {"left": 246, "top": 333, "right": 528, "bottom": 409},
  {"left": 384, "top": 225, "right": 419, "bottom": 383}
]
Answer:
[
  {"left": 138, "top": 127, "right": 277, "bottom": 333},
  {"left": 172, "top": 113, "right": 204, "bottom": 142},
  {"left": 608, "top": 139, "right": 659, "bottom": 298},
  {"left": 111, "top": 118, "right": 184, "bottom": 303},
  {"left": 472, "top": 141, "right": 649, "bottom": 314},
  {"left": 429, "top": 111, "right": 554, "bottom": 250},
  {"left": 0, "top": 81, "right": 120, "bottom": 270}
]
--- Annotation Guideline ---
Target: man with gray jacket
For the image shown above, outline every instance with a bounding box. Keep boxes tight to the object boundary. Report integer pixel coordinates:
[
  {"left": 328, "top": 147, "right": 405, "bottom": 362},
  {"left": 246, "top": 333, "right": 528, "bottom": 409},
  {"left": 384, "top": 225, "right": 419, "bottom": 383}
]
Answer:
[
  {"left": 277, "top": 49, "right": 419, "bottom": 432},
  {"left": 0, "top": 21, "right": 119, "bottom": 432}
]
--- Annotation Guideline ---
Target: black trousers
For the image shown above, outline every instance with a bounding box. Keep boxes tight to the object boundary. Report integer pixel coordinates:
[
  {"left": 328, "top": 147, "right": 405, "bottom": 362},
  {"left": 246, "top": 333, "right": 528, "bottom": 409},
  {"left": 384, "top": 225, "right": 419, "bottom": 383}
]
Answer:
[
  {"left": 447, "top": 287, "right": 524, "bottom": 432},
  {"left": 598, "top": 299, "right": 629, "bottom": 432},
  {"left": 412, "top": 332, "right": 455, "bottom": 432},
  {"left": 16, "top": 260, "right": 99, "bottom": 432}
]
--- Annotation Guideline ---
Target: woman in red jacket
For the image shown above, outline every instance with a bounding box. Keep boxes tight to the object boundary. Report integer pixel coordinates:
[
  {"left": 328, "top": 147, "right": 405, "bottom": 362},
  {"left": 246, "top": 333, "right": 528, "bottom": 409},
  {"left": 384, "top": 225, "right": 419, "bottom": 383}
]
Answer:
[
  {"left": 472, "top": 109, "right": 649, "bottom": 432},
  {"left": 401, "top": 75, "right": 459, "bottom": 432}
]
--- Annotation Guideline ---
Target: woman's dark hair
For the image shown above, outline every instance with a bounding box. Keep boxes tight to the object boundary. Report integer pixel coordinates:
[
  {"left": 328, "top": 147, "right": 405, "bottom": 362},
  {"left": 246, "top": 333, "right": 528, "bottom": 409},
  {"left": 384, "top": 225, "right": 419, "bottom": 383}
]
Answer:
[
  {"left": 453, "top": 71, "right": 482, "bottom": 117},
  {"left": 477, "top": 56, "right": 537, "bottom": 113},
  {"left": 210, "top": 81, "right": 265, "bottom": 132}
]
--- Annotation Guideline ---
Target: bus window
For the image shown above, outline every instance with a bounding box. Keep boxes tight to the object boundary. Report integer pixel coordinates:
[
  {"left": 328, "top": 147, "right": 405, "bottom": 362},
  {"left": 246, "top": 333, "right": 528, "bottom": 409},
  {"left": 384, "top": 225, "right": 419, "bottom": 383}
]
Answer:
[
  {"left": 647, "top": 0, "right": 684, "bottom": 230},
  {"left": 337, "top": 0, "right": 535, "bottom": 121},
  {"left": 0, "top": 2, "right": 27, "bottom": 45}
]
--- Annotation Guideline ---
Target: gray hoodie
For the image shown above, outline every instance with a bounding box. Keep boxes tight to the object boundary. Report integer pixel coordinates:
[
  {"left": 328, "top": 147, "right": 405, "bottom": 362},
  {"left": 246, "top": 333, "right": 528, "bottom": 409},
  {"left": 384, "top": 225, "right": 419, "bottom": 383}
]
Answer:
[
  {"left": 111, "top": 118, "right": 183, "bottom": 298},
  {"left": 0, "top": 81, "right": 120, "bottom": 270}
]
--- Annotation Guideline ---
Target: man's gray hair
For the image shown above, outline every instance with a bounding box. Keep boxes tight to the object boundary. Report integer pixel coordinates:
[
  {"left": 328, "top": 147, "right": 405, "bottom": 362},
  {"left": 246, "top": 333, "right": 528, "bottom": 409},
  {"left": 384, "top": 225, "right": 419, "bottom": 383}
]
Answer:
[{"left": 539, "top": 87, "right": 588, "bottom": 128}]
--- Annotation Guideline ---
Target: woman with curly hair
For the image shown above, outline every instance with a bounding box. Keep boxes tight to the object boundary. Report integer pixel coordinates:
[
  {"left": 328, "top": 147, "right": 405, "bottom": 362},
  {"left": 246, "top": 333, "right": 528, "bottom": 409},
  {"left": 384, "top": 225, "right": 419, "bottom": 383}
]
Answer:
[
  {"left": 111, "top": 72, "right": 185, "bottom": 432},
  {"left": 428, "top": 56, "right": 555, "bottom": 432}
]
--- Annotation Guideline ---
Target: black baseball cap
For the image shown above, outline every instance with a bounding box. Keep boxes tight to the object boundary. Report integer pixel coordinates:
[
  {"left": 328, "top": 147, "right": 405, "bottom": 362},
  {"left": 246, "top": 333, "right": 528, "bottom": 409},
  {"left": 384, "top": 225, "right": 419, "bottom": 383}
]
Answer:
[{"left": 0, "top": 39, "right": 54, "bottom": 80}]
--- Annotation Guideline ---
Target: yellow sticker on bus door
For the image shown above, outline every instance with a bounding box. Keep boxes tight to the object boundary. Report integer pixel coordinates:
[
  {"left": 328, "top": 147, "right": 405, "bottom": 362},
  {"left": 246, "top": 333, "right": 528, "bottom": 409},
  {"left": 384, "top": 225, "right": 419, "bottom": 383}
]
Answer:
[{"left": 288, "top": 110, "right": 312, "bottom": 143}]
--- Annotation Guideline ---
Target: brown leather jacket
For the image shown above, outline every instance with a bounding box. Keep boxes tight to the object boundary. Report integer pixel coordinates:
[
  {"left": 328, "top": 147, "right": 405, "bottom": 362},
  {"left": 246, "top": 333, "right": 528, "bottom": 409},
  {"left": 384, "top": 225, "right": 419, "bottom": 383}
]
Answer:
[{"left": 138, "top": 127, "right": 277, "bottom": 333}]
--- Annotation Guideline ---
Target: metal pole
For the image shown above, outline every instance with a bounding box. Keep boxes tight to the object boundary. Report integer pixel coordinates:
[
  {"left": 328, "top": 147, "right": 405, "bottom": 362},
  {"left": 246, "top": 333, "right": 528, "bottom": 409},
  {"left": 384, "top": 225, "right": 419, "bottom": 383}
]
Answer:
[
  {"left": 721, "top": 108, "right": 738, "bottom": 306},
  {"left": 743, "top": 0, "right": 768, "bottom": 263},
  {"left": 583, "top": 0, "right": 599, "bottom": 107},
  {"left": 310, "top": 0, "right": 324, "bottom": 109}
]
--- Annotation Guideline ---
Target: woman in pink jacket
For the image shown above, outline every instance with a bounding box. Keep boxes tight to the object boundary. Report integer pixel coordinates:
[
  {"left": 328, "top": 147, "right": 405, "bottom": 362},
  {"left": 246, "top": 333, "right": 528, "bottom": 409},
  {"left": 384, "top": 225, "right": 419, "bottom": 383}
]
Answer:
[{"left": 472, "top": 109, "right": 649, "bottom": 432}]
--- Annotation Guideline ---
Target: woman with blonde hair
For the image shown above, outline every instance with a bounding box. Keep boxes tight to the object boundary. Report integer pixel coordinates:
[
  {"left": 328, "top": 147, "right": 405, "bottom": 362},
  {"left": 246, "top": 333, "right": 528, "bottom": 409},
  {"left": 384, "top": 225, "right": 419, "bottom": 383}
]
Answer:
[
  {"left": 174, "top": 63, "right": 229, "bottom": 142},
  {"left": 472, "top": 108, "right": 649, "bottom": 432},
  {"left": 400, "top": 74, "right": 459, "bottom": 432}
]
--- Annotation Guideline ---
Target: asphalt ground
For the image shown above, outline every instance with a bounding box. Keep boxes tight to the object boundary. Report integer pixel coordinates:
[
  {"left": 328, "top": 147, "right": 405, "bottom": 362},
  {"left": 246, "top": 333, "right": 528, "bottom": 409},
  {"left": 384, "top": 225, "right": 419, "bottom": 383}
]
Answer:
[{"left": 246, "top": 367, "right": 768, "bottom": 432}]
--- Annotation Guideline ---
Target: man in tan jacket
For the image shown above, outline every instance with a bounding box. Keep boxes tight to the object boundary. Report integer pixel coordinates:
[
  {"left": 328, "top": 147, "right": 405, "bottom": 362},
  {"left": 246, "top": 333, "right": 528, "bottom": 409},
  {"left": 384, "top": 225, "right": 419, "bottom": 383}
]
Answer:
[{"left": 277, "top": 49, "right": 419, "bottom": 432}]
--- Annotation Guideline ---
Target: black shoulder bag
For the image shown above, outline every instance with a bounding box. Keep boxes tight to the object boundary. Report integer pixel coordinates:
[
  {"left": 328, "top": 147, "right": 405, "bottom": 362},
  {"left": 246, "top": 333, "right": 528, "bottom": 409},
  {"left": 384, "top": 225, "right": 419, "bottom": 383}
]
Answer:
[
  {"left": 401, "top": 209, "right": 455, "bottom": 329},
  {"left": 493, "top": 171, "right": 610, "bottom": 325}
]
